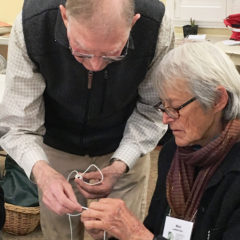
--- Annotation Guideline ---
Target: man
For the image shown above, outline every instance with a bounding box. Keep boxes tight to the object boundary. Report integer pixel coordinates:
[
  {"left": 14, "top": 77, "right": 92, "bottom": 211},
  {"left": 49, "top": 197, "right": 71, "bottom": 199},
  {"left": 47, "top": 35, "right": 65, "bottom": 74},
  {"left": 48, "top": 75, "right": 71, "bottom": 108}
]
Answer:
[{"left": 0, "top": 0, "right": 174, "bottom": 239}]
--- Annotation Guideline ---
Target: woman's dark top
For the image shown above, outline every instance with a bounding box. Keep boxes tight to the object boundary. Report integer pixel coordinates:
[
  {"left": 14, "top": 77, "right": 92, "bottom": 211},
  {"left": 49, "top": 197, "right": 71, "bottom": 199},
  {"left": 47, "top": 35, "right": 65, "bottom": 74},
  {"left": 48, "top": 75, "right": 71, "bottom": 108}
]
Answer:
[{"left": 144, "top": 138, "right": 240, "bottom": 240}]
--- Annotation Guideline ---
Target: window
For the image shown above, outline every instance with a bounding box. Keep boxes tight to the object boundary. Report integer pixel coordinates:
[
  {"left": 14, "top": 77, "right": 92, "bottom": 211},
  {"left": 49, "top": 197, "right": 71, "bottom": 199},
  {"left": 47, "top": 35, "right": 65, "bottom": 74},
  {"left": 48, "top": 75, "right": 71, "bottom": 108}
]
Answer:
[{"left": 166, "top": 0, "right": 240, "bottom": 28}]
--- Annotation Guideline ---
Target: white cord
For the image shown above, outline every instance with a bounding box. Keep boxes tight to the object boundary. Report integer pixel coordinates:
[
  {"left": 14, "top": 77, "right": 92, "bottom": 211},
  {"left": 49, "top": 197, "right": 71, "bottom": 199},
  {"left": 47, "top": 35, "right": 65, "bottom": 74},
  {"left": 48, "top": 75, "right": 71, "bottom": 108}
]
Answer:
[
  {"left": 104, "top": 231, "right": 108, "bottom": 239},
  {"left": 74, "top": 164, "right": 104, "bottom": 185},
  {"left": 66, "top": 165, "right": 107, "bottom": 240},
  {"left": 68, "top": 207, "right": 88, "bottom": 240},
  {"left": 67, "top": 170, "right": 78, "bottom": 182}
]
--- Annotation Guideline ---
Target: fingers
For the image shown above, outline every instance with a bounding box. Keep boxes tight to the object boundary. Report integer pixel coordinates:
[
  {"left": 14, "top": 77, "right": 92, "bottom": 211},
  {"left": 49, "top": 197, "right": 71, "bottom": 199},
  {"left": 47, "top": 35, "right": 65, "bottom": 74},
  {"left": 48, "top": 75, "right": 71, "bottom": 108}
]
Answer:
[
  {"left": 76, "top": 185, "right": 105, "bottom": 199},
  {"left": 81, "top": 200, "right": 118, "bottom": 222},
  {"left": 75, "top": 175, "right": 112, "bottom": 198},
  {"left": 76, "top": 183, "right": 111, "bottom": 199},
  {"left": 81, "top": 198, "right": 151, "bottom": 240},
  {"left": 83, "top": 219, "right": 105, "bottom": 231},
  {"left": 81, "top": 171, "right": 102, "bottom": 181},
  {"left": 43, "top": 193, "right": 73, "bottom": 215},
  {"left": 34, "top": 164, "right": 82, "bottom": 215},
  {"left": 63, "top": 180, "right": 78, "bottom": 201},
  {"left": 81, "top": 210, "right": 102, "bottom": 223},
  {"left": 75, "top": 169, "right": 117, "bottom": 198},
  {"left": 81, "top": 208, "right": 119, "bottom": 239},
  {"left": 75, "top": 164, "right": 124, "bottom": 199},
  {"left": 42, "top": 181, "right": 82, "bottom": 215}
]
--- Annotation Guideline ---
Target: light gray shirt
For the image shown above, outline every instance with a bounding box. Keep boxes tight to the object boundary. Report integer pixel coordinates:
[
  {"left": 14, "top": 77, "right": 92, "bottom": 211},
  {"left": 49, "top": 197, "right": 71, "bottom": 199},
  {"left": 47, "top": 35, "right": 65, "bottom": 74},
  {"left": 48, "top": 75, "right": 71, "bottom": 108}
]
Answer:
[{"left": 0, "top": 12, "right": 174, "bottom": 178}]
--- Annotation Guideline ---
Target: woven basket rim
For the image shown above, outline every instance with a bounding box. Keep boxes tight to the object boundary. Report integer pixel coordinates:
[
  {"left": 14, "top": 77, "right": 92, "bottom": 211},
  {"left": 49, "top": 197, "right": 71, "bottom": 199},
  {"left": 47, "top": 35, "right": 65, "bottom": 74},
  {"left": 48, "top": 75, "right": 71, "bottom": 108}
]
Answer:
[{"left": 5, "top": 202, "right": 40, "bottom": 214}]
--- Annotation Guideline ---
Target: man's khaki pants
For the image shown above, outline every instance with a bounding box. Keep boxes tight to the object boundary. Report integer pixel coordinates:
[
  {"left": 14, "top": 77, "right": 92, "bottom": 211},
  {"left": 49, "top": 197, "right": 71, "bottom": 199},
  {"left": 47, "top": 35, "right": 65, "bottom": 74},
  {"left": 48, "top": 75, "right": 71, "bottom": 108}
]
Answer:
[{"left": 39, "top": 144, "right": 150, "bottom": 240}]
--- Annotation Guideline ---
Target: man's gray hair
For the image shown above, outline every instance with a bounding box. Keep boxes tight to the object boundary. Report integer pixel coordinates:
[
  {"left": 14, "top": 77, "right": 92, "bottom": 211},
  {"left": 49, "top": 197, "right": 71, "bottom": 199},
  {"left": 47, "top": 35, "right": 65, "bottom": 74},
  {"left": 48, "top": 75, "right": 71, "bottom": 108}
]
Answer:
[
  {"left": 65, "top": 0, "right": 135, "bottom": 26},
  {"left": 154, "top": 41, "right": 240, "bottom": 121}
]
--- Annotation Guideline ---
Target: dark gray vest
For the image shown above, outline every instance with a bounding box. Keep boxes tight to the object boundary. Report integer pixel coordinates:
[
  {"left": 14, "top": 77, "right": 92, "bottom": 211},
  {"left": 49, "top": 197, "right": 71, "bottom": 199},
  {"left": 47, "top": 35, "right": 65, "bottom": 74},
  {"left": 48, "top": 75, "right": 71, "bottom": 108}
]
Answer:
[{"left": 22, "top": 0, "right": 165, "bottom": 156}]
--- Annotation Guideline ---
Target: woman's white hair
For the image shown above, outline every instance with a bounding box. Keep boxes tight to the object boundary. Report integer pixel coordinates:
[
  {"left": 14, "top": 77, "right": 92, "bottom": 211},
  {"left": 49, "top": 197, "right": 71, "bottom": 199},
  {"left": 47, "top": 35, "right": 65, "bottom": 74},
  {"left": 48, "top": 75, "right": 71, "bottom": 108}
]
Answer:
[{"left": 154, "top": 41, "right": 240, "bottom": 121}]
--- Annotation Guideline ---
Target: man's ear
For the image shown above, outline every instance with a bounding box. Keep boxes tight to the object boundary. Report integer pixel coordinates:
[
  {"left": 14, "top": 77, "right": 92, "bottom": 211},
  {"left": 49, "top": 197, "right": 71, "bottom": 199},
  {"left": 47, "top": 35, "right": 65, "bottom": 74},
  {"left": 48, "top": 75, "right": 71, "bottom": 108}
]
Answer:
[
  {"left": 131, "top": 13, "right": 141, "bottom": 27},
  {"left": 59, "top": 4, "right": 68, "bottom": 27},
  {"left": 214, "top": 86, "right": 229, "bottom": 113}
]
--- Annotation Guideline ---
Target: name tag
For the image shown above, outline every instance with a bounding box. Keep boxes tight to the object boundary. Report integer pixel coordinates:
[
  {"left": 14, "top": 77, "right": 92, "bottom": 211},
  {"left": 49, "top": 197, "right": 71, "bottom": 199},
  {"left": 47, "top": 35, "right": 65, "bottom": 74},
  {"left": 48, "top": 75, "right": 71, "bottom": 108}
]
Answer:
[{"left": 163, "top": 216, "right": 193, "bottom": 240}]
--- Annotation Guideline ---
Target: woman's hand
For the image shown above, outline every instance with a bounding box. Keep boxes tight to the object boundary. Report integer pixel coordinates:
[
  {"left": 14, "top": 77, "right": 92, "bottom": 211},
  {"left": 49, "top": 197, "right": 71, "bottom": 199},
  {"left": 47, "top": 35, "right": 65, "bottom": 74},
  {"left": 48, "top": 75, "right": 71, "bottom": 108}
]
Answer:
[{"left": 81, "top": 198, "right": 154, "bottom": 240}]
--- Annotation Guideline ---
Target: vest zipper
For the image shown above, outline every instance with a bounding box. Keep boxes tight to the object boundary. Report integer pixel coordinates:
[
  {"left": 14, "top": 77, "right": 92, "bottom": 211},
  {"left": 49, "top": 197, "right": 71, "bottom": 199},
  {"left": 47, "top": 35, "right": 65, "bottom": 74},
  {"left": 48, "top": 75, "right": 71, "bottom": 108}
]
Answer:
[
  {"left": 88, "top": 71, "right": 93, "bottom": 89},
  {"left": 100, "top": 70, "right": 108, "bottom": 113},
  {"left": 207, "top": 230, "right": 210, "bottom": 240},
  {"left": 84, "top": 71, "right": 93, "bottom": 124}
]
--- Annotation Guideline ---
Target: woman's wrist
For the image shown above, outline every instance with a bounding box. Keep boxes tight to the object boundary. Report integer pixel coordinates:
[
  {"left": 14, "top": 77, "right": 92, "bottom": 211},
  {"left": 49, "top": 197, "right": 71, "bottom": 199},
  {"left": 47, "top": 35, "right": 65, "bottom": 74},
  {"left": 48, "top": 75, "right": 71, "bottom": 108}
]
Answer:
[{"left": 129, "top": 226, "right": 154, "bottom": 240}]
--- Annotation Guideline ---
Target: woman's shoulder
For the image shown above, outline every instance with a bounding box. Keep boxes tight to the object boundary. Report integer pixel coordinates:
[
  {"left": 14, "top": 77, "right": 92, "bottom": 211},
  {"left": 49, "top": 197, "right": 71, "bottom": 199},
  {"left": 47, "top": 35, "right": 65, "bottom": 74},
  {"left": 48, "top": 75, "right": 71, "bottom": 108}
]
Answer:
[
  {"left": 157, "top": 137, "right": 176, "bottom": 173},
  {"left": 159, "top": 137, "right": 176, "bottom": 160},
  {"left": 221, "top": 141, "right": 240, "bottom": 174}
]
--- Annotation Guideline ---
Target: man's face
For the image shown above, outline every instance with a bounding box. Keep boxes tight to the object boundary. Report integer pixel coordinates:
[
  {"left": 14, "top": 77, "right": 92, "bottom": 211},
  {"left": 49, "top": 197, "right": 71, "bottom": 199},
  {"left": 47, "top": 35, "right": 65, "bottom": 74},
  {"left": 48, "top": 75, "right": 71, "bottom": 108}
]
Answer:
[{"left": 67, "top": 17, "right": 130, "bottom": 72}]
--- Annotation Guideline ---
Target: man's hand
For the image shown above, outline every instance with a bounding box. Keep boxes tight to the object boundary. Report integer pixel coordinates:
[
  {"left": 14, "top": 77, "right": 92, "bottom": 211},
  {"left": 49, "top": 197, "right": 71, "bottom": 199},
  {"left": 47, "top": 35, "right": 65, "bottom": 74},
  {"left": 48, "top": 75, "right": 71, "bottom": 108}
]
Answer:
[
  {"left": 81, "top": 198, "right": 154, "bottom": 240},
  {"left": 75, "top": 160, "right": 127, "bottom": 199},
  {"left": 32, "top": 160, "right": 82, "bottom": 215}
]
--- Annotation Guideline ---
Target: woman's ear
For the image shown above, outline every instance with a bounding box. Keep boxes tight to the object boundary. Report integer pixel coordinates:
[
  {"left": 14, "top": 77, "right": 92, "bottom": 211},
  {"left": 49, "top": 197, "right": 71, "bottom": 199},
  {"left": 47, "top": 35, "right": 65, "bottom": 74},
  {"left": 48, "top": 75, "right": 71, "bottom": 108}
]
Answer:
[{"left": 214, "top": 86, "right": 229, "bottom": 113}]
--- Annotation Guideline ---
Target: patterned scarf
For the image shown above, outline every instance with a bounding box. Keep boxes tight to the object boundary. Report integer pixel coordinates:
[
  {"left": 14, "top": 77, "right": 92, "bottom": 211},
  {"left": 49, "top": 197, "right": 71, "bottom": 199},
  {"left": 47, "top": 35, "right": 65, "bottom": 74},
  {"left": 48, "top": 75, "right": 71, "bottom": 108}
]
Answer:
[{"left": 166, "top": 119, "right": 240, "bottom": 221}]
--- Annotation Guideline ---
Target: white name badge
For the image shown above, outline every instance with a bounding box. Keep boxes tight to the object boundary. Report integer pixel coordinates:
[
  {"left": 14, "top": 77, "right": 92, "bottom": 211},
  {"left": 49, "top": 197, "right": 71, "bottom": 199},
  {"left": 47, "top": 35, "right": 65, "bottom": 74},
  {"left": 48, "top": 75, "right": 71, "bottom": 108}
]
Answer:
[{"left": 163, "top": 216, "right": 193, "bottom": 240}]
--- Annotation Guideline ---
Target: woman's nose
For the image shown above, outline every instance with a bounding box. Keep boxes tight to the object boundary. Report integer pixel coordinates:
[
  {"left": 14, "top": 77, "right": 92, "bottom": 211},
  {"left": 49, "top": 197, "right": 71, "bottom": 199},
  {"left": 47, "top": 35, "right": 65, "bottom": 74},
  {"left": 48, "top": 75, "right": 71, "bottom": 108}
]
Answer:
[{"left": 162, "top": 112, "right": 175, "bottom": 124}]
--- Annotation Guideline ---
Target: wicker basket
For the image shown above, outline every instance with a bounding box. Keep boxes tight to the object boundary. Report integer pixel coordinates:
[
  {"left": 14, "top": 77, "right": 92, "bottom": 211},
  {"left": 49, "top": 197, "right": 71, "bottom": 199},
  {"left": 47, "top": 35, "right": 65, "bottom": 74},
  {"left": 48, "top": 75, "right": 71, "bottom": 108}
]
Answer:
[{"left": 3, "top": 202, "right": 40, "bottom": 235}]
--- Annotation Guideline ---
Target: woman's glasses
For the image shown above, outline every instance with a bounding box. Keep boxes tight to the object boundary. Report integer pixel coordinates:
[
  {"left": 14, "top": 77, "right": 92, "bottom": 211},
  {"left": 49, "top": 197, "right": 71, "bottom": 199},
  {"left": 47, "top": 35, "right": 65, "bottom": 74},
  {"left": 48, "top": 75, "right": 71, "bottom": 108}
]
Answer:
[{"left": 154, "top": 97, "right": 197, "bottom": 119}]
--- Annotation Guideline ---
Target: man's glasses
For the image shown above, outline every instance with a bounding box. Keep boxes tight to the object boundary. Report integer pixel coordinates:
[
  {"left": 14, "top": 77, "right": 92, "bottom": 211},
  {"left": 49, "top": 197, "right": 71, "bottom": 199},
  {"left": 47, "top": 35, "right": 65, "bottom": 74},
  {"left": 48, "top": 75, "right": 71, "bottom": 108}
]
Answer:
[
  {"left": 69, "top": 38, "right": 129, "bottom": 63},
  {"left": 154, "top": 97, "right": 197, "bottom": 119}
]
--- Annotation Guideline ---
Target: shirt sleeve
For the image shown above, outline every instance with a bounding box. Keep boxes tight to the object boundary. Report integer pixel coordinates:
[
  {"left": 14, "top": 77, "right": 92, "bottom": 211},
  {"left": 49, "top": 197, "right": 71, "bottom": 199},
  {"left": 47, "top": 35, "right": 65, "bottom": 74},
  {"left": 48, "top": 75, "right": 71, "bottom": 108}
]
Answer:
[
  {"left": 0, "top": 13, "right": 48, "bottom": 178},
  {"left": 111, "top": 13, "right": 175, "bottom": 169}
]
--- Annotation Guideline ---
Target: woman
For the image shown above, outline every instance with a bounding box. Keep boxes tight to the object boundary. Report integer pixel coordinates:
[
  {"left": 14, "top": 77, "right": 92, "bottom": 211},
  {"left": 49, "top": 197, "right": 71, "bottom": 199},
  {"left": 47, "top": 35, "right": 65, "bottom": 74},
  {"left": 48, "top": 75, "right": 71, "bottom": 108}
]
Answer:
[{"left": 81, "top": 41, "right": 240, "bottom": 240}]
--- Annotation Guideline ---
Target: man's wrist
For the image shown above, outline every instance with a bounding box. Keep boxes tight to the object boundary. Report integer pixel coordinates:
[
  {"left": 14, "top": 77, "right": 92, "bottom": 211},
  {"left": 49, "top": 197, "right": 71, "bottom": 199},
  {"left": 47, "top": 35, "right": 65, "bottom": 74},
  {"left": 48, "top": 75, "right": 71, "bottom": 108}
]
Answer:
[
  {"left": 32, "top": 160, "right": 53, "bottom": 186},
  {"left": 110, "top": 158, "right": 129, "bottom": 174}
]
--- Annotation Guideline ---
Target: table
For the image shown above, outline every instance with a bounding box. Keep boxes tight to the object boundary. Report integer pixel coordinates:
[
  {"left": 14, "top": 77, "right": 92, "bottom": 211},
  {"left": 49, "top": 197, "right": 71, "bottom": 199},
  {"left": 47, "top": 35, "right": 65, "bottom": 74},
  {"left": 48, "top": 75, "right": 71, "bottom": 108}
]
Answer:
[
  {"left": 0, "top": 35, "right": 9, "bottom": 45},
  {"left": 215, "top": 41, "right": 240, "bottom": 66},
  {"left": 175, "top": 35, "right": 240, "bottom": 68}
]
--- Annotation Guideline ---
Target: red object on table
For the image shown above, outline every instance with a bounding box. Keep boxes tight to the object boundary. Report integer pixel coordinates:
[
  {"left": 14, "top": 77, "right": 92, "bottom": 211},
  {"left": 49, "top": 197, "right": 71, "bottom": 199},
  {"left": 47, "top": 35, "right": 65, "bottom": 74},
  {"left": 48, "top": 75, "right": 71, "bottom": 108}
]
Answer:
[{"left": 224, "top": 13, "right": 240, "bottom": 41}]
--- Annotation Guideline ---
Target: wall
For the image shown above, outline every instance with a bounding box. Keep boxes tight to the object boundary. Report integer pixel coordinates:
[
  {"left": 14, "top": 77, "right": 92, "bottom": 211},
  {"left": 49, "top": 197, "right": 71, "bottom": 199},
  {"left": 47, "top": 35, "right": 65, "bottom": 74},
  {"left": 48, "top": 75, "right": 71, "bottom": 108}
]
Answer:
[
  {"left": 0, "top": 0, "right": 24, "bottom": 59},
  {"left": 0, "top": 0, "right": 24, "bottom": 24}
]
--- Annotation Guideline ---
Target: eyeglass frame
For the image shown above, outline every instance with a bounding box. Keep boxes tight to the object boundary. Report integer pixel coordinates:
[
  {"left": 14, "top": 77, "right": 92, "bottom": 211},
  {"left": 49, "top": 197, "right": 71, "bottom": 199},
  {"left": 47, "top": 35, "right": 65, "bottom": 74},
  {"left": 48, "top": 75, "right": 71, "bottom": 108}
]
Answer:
[
  {"left": 69, "top": 37, "right": 130, "bottom": 63},
  {"left": 154, "top": 97, "right": 197, "bottom": 119}
]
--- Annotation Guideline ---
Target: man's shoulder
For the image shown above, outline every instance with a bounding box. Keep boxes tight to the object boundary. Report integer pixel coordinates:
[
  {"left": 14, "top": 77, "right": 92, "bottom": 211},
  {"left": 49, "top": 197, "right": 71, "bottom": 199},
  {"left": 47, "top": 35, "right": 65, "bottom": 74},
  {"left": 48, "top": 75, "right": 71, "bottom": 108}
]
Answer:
[
  {"left": 135, "top": 0, "right": 165, "bottom": 22},
  {"left": 23, "top": 0, "right": 60, "bottom": 19}
]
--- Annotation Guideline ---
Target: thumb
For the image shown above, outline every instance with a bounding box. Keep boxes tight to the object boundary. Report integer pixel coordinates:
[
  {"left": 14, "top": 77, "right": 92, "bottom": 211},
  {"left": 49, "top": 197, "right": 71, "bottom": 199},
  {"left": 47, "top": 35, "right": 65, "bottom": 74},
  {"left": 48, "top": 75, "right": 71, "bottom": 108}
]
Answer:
[{"left": 82, "top": 170, "right": 102, "bottom": 180}]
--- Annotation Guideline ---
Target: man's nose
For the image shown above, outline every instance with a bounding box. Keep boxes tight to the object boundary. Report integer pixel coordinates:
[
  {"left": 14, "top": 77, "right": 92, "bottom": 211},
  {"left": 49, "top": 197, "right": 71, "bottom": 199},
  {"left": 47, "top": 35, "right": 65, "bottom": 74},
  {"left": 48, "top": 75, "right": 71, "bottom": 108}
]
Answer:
[{"left": 88, "top": 57, "right": 106, "bottom": 71}]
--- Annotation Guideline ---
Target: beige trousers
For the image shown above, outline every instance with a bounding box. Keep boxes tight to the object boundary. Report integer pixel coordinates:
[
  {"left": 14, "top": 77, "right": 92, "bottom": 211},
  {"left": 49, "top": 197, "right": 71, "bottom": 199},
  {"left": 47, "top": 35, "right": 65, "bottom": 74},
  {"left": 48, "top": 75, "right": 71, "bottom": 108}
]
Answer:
[{"left": 39, "top": 144, "right": 150, "bottom": 240}]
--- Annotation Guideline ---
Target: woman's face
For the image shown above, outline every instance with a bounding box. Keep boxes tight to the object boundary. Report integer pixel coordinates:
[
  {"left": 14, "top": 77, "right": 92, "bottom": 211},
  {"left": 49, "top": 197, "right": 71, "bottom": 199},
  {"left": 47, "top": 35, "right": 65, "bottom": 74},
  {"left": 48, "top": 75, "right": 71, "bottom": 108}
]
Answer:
[{"left": 161, "top": 86, "right": 223, "bottom": 147}]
